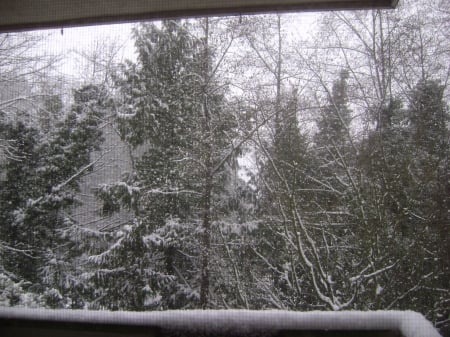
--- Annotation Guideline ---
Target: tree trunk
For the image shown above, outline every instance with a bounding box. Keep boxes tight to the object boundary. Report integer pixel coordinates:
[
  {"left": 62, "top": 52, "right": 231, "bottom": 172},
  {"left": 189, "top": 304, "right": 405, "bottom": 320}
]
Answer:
[{"left": 199, "top": 17, "right": 212, "bottom": 309}]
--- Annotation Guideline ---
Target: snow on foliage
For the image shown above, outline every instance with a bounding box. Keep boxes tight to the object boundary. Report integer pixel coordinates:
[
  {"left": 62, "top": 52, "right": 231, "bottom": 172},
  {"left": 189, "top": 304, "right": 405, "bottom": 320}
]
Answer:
[{"left": 0, "top": 6, "right": 448, "bottom": 335}]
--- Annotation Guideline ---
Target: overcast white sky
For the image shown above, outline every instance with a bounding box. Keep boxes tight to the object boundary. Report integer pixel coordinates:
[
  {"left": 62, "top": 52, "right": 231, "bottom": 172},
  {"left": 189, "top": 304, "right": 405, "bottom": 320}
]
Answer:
[
  {"left": 38, "top": 12, "right": 319, "bottom": 79},
  {"left": 40, "top": 23, "right": 136, "bottom": 80}
]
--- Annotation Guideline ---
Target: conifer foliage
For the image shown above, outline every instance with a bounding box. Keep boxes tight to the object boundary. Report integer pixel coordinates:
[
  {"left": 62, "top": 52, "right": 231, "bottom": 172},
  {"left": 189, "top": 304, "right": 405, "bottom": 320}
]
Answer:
[
  {"left": 0, "top": 3, "right": 449, "bottom": 335},
  {"left": 0, "top": 85, "right": 108, "bottom": 307},
  {"left": 92, "top": 20, "right": 237, "bottom": 309}
]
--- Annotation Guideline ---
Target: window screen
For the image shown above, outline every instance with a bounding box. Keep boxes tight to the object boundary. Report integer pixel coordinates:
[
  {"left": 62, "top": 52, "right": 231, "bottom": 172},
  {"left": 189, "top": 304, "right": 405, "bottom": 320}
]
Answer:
[{"left": 0, "top": 0, "right": 448, "bottom": 336}]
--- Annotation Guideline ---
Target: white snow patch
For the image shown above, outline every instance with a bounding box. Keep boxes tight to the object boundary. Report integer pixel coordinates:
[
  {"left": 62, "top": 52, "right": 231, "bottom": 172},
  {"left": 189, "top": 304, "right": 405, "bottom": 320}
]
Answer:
[
  {"left": 376, "top": 284, "right": 384, "bottom": 296},
  {"left": 144, "top": 294, "right": 162, "bottom": 307}
]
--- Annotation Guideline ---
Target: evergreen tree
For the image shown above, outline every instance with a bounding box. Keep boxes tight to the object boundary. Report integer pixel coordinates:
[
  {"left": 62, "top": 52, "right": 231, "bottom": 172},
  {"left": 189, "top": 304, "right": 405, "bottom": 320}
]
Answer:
[
  {"left": 313, "top": 70, "right": 353, "bottom": 214},
  {"left": 255, "top": 87, "right": 352, "bottom": 310},
  {"left": 0, "top": 85, "right": 107, "bottom": 307},
  {"left": 0, "top": 122, "right": 42, "bottom": 285},
  {"left": 406, "top": 80, "right": 449, "bottom": 324},
  {"left": 358, "top": 80, "right": 449, "bottom": 325},
  {"left": 315, "top": 70, "right": 351, "bottom": 148},
  {"left": 93, "top": 19, "right": 237, "bottom": 309},
  {"left": 357, "top": 98, "right": 410, "bottom": 309},
  {"left": 38, "top": 95, "right": 63, "bottom": 133},
  {"left": 90, "top": 20, "right": 203, "bottom": 310},
  {"left": 273, "top": 89, "right": 312, "bottom": 196}
]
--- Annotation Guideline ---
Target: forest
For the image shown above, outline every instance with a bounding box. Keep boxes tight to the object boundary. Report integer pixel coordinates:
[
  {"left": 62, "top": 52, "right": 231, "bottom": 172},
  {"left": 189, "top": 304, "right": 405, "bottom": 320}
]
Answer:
[{"left": 0, "top": 0, "right": 449, "bottom": 335}]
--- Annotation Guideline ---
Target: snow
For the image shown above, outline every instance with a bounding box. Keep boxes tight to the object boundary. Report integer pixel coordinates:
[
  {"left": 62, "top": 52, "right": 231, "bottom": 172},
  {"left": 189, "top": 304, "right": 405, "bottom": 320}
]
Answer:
[
  {"left": 376, "top": 284, "right": 384, "bottom": 296},
  {"left": 116, "top": 181, "right": 140, "bottom": 196},
  {"left": 116, "top": 110, "right": 137, "bottom": 119},
  {"left": 11, "top": 209, "right": 25, "bottom": 226},
  {"left": 0, "top": 308, "right": 441, "bottom": 337},
  {"left": 218, "top": 220, "right": 260, "bottom": 235},
  {"left": 143, "top": 294, "right": 162, "bottom": 307}
]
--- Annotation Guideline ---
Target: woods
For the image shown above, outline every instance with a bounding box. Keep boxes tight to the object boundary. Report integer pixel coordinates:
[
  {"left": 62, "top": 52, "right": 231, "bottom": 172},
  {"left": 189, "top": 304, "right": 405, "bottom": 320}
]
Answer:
[{"left": 0, "top": 0, "right": 449, "bottom": 335}]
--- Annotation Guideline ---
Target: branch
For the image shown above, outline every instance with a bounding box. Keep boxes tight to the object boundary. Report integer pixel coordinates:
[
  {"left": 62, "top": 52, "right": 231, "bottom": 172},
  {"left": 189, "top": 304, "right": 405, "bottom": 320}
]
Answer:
[
  {"left": 52, "top": 150, "right": 111, "bottom": 193},
  {"left": 350, "top": 261, "right": 398, "bottom": 284},
  {"left": 0, "top": 240, "right": 36, "bottom": 258}
]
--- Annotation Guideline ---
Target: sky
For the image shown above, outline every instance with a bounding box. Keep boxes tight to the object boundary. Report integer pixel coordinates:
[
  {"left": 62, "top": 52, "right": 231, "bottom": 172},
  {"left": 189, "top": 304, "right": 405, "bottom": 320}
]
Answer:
[
  {"left": 40, "top": 23, "right": 136, "bottom": 80},
  {"left": 37, "top": 12, "right": 320, "bottom": 80},
  {"left": 33, "top": 12, "right": 319, "bottom": 180}
]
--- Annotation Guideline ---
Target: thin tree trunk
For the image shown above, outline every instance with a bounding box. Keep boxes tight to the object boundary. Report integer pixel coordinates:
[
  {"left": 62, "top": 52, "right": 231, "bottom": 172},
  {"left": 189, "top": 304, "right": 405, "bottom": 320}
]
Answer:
[{"left": 199, "top": 17, "right": 212, "bottom": 309}]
